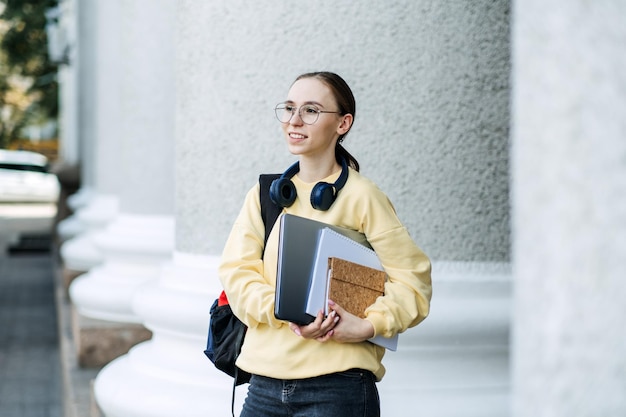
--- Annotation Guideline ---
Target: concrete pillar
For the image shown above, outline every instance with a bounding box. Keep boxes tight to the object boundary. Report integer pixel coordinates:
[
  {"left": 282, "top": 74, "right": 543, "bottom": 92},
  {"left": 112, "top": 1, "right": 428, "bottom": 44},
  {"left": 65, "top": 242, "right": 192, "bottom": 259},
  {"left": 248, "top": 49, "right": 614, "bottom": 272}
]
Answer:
[
  {"left": 68, "top": 0, "right": 175, "bottom": 367},
  {"left": 58, "top": 0, "right": 121, "bottom": 281},
  {"left": 94, "top": 1, "right": 230, "bottom": 413},
  {"left": 97, "top": 1, "right": 511, "bottom": 416},
  {"left": 54, "top": 0, "right": 79, "bottom": 168},
  {"left": 51, "top": 0, "right": 80, "bottom": 218},
  {"left": 512, "top": 1, "right": 626, "bottom": 416}
]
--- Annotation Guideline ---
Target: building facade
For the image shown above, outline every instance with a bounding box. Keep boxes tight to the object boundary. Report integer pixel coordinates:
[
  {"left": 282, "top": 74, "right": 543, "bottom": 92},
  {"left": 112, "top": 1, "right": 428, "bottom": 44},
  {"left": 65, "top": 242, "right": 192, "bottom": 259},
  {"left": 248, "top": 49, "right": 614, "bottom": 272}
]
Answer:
[{"left": 53, "top": 0, "right": 625, "bottom": 416}]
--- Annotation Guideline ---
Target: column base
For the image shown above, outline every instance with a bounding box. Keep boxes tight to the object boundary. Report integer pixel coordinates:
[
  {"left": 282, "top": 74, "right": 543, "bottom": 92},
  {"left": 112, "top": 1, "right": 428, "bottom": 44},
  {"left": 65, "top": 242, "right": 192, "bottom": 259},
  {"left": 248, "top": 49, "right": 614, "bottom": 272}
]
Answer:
[
  {"left": 95, "top": 346, "right": 245, "bottom": 417},
  {"left": 69, "top": 213, "right": 174, "bottom": 323},
  {"left": 94, "top": 252, "right": 241, "bottom": 417},
  {"left": 377, "top": 261, "right": 512, "bottom": 416},
  {"left": 59, "top": 193, "right": 119, "bottom": 271}
]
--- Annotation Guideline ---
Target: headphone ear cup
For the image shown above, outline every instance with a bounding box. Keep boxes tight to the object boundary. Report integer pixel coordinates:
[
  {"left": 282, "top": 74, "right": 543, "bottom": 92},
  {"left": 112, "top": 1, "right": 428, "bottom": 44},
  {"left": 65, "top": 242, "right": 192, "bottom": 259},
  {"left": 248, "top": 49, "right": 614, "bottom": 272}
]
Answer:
[
  {"left": 270, "top": 177, "right": 297, "bottom": 208},
  {"left": 310, "top": 182, "right": 336, "bottom": 211}
]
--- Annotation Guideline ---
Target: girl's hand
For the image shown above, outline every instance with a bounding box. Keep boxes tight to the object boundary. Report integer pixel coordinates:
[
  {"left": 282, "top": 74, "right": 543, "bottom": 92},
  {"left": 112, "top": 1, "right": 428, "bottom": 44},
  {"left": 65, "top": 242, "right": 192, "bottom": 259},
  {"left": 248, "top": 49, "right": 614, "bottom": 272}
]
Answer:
[
  {"left": 325, "top": 300, "right": 375, "bottom": 343},
  {"left": 289, "top": 300, "right": 375, "bottom": 343},
  {"left": 289, "top": 309, "right": 340, "bottom": 342}
]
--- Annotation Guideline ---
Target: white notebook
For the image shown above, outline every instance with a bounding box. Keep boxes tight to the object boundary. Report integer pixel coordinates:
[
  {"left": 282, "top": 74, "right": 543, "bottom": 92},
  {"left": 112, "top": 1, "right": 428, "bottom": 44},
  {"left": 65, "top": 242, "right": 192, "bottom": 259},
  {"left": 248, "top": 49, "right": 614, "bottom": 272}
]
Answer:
[{"left": 307, "top": 227, "right": 398, "bottom": 351}]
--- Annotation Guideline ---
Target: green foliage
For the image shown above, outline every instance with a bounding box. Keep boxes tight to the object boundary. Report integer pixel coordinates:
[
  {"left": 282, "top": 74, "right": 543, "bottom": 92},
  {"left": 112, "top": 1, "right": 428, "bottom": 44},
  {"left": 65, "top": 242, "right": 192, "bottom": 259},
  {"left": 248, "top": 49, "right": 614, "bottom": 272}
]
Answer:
[{"left": 0, "top": 0, "right": 59, "bottom": 148}]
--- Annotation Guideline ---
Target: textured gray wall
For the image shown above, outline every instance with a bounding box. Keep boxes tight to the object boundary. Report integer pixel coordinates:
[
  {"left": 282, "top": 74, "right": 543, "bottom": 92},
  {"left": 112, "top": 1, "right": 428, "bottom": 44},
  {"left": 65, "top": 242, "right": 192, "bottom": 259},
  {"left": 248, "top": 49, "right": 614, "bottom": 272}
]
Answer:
[
  {"left": 116, "top": 0, "right": 176, "bottom": 216},
  {"left": 512, "top": 1, "right": 626, "bottom": 415},
  {"left": 176, "top": 0, "right": 510, "bottom": 261}
]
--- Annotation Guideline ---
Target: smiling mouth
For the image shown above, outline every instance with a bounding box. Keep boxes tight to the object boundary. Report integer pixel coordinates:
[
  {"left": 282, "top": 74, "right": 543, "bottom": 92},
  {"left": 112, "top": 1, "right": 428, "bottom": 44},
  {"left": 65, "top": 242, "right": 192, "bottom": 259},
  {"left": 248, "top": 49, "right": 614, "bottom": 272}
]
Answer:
[{"left": 289, "top": 133, "right": 307, "bottom": 139}]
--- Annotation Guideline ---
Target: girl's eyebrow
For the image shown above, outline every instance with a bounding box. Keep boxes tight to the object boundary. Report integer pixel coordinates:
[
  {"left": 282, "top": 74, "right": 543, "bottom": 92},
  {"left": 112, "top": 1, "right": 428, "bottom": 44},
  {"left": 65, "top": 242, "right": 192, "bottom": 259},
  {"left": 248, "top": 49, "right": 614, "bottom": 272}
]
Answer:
[{"left": 284, "top": 100, "right": 326, "bottom": 108}]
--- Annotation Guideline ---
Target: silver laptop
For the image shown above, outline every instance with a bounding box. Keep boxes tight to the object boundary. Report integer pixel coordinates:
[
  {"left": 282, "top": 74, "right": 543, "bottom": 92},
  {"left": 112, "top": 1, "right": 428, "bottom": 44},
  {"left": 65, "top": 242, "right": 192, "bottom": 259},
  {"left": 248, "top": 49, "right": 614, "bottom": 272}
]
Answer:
[{"left": 274, "top": 214, "right": 369, "bottom": 325}]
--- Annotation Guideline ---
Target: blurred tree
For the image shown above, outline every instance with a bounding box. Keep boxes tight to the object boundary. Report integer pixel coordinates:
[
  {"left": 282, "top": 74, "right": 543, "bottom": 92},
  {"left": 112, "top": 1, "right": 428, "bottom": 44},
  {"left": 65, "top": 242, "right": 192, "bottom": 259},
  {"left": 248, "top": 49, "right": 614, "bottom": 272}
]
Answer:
[{"left": 0, "top": 0, "right": 58, "bottom": 148}]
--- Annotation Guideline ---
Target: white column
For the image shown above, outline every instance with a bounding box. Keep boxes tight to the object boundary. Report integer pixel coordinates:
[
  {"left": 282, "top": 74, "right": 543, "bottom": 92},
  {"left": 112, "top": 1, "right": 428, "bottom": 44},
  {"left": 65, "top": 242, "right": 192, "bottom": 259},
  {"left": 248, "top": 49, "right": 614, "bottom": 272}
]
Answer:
[
  {"left": 512, "top": 1, "right": 626, "bottom": 416},
  {"left": 55, "top": 0, "right": 79, "bottom": 168},
  {"left": 69, "top": 0, "right": 175, "bottom": 327},
  {"left": 58, "top": 0, "right": 121, "bottom": 271},
  {"left": 94, "top": 0, "right": 236, "bottom": 412}
]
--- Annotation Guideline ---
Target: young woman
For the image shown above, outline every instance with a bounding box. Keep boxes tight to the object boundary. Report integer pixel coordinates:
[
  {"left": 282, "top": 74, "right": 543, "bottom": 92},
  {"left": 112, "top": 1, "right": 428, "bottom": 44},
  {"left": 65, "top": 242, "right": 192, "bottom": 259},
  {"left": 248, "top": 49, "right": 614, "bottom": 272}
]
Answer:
[{"left": 218, "top": 72, "right": 432, "bottom": 417}]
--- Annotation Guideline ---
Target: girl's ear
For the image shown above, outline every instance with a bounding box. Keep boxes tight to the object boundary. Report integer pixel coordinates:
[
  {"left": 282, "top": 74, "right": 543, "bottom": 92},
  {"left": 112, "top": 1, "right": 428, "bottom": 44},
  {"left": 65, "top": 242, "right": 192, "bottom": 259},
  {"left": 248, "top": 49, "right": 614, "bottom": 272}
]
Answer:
[{"left": 337, "top": 114, "right": 353, "bottom": 136}]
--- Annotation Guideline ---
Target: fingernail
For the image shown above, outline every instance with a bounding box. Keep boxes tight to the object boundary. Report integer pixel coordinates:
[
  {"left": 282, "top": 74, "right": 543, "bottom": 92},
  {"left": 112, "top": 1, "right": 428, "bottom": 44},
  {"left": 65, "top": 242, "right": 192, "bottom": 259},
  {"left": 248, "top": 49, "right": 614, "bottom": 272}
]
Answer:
[{"left": 294, "top": 328, "right": 301, "bottom": 336}]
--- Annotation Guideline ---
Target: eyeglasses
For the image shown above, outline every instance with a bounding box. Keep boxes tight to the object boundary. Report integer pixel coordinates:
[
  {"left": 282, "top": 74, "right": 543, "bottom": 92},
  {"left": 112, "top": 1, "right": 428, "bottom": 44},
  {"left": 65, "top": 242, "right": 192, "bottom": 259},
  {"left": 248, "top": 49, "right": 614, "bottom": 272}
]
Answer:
[{"left": 274, "top": 103, "right": 342, "bottom": 125}]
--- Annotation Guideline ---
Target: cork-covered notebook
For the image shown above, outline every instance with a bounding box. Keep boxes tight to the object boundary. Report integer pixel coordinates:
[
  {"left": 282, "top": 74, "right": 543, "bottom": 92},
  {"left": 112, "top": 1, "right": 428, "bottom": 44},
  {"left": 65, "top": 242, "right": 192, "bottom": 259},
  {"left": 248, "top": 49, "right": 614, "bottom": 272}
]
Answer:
[
  {"left": 276, "top": 215, "right": 371, "bottom": 326},
  {"left": 307, "top": 227, "right": 380, "bottom": 318},
  {"left": 327, "top": 257, "right": 386, "bottom": 318}
]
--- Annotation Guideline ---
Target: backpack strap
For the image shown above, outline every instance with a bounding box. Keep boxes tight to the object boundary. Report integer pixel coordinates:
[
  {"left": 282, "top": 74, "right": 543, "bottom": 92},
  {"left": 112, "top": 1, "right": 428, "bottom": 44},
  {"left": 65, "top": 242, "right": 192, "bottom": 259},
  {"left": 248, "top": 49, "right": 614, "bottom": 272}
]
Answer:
[
  {"left": 259, "top": 174, "right": 282, "bottom": 251},
  {"left": 226, "top": 174, "right": 281, "bottom": 417}
]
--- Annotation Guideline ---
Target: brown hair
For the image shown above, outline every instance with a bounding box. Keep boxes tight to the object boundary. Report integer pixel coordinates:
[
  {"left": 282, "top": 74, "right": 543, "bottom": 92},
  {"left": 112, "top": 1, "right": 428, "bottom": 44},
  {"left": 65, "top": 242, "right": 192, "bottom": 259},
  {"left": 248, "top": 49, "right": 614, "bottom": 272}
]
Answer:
[{"left": 294, "top": 72, "right": 360, "bottom": 171}]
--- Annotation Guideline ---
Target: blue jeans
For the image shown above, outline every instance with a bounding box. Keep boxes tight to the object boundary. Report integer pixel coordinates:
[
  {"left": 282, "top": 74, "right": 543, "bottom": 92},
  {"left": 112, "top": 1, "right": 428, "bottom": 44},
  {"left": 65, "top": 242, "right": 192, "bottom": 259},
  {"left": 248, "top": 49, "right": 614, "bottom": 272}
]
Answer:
[{"left": 239, "top": 369, "right": 380, "bottom": 417}]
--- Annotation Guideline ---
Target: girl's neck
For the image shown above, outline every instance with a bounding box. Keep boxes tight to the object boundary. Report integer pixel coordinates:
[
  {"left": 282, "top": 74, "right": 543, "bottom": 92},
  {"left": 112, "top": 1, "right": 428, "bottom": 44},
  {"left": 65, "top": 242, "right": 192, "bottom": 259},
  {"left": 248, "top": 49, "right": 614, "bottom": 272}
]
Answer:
[{"left": 297, "top": 155, "right": 341, "bottom": 183}]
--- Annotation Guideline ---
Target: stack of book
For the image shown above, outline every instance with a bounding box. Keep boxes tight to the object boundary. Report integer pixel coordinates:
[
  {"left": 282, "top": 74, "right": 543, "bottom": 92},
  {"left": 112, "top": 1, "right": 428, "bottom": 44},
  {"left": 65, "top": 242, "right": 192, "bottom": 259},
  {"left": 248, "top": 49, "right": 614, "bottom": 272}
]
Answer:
[{"left": 274, "top": 214, "right": 398, "bottom": 350}]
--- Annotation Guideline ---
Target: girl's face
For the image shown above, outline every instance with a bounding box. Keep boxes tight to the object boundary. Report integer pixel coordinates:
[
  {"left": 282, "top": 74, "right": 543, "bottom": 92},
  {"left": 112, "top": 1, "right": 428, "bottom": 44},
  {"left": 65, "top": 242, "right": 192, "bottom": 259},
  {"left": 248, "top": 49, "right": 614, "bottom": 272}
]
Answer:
[{"left": 281, "top": 78, "right": 352, "bottom": 161}]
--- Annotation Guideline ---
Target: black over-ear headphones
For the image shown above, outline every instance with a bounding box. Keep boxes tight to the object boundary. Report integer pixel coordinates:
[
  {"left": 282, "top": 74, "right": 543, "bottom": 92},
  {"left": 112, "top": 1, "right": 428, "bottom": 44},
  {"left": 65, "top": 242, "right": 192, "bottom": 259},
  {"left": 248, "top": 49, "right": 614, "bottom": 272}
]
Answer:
[{"left": 269, "top": 157, "right": 349, "bottom": 211}]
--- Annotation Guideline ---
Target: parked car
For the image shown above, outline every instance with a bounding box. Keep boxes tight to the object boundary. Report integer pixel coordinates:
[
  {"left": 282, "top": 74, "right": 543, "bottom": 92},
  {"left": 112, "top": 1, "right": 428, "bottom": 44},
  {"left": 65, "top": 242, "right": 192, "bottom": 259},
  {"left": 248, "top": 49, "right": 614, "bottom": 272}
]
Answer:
[{"left": 0, "top": 149, "right": 60, "bottom": 203}]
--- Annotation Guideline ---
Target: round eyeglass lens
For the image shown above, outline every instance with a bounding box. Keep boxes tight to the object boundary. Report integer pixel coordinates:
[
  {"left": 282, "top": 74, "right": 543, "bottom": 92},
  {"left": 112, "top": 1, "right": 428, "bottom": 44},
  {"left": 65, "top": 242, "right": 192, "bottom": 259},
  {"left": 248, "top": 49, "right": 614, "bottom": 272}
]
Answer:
[
  {"left": 299, "top": 105, "right": 320, "bottom": 125},
  {"left": 275, "top": 105, "right": 292, "bottom": 123}
]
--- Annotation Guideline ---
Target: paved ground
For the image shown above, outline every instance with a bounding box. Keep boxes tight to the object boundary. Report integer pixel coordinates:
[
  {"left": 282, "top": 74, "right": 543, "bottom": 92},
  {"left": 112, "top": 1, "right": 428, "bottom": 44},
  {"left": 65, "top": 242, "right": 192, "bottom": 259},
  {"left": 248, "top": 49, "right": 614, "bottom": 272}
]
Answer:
[{"left": 0, "top": 241, "right": 63, "bottom": 417}]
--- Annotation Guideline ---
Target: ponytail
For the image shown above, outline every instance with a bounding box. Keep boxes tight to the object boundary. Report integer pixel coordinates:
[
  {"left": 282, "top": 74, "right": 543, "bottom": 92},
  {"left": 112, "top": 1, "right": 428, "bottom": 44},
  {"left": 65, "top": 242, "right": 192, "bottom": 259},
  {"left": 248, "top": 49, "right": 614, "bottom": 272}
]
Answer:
[{"left": 336, "top": 143, "right": 360, "bottom": 172}]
